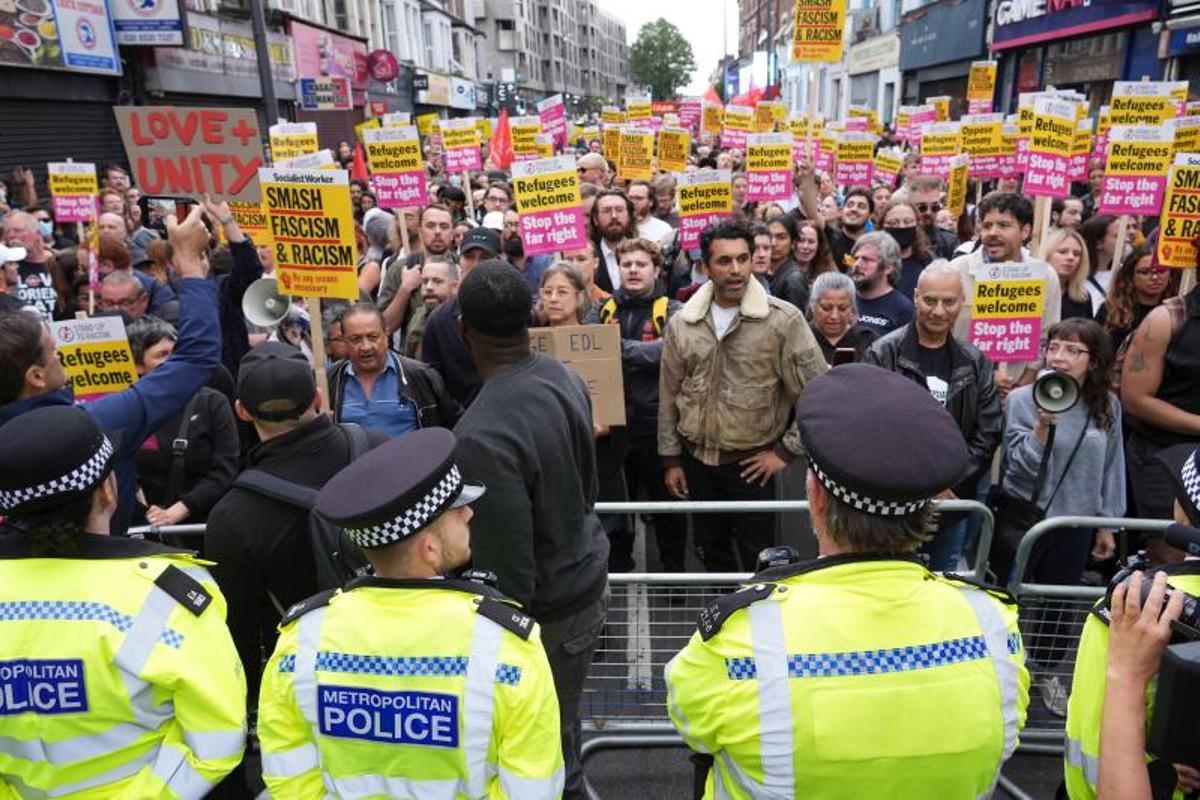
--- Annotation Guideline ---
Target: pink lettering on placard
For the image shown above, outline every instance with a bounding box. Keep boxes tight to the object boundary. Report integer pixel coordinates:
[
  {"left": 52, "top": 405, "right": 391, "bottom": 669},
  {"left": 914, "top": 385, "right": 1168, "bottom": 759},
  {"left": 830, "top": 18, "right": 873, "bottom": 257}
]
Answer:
[
  {"left": 371, "top": 170, "right": 426, "bottom": 208},
  {"left": 969, "top": 318, "right": 1041, "bottom": 363},
  {"left": 519, "top": 207, "right": 587, "bottom": 256},
  {"left": 1098, "top": 175, "right": 1168, "bottom": 216}
]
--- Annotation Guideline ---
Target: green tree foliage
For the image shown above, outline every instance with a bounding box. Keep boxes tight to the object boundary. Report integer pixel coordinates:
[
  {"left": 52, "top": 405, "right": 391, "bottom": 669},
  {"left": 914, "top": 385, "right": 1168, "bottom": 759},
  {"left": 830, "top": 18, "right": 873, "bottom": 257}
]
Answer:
[{"left": 628, "top": 18, "right": 697, "bottom": 101}]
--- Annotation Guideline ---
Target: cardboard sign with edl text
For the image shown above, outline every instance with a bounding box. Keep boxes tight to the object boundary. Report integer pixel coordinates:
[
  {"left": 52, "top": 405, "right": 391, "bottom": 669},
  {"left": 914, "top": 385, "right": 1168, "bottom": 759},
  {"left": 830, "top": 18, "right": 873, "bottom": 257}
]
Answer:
[{"left": 529, "top": 325, "right": 626, "bottom": 426}]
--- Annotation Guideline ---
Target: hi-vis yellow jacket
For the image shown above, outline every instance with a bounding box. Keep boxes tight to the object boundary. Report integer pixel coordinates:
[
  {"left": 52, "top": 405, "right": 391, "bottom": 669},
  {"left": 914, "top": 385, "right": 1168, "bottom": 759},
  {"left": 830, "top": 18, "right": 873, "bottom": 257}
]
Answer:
[
  {"left": 0, "top": 531, "right": 246, "bottom": 798},
  {"left": 1064, "top": 564, "right": 1200, "bottom": 799},
  {"left": 665, "top": 556, "right": 1030, "bottom": 799},
  {"left": 258, "top": 577, "right": 563, "bottom": 799}
]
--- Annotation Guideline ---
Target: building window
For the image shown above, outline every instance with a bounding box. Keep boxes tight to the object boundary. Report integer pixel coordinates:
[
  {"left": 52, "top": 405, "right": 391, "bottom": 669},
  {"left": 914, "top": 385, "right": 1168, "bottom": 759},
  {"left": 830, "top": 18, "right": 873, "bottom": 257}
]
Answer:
[{"left": 424, "top": 20, "right": 434, "bottom": 66}]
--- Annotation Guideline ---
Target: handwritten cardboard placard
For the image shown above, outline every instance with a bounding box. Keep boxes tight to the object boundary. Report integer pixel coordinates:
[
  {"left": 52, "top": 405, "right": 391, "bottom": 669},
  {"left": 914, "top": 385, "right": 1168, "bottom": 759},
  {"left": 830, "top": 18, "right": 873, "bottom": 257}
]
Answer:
[{"left": 529, "top": 324, "right": 626, "bottom": 426}]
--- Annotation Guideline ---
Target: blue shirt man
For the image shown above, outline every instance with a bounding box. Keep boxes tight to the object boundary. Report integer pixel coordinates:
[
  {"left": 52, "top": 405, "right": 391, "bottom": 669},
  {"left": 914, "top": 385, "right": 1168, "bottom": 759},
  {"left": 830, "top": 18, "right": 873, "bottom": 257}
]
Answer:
[{"left": 337, "top": 307, "right": 419, "bottom": 438}]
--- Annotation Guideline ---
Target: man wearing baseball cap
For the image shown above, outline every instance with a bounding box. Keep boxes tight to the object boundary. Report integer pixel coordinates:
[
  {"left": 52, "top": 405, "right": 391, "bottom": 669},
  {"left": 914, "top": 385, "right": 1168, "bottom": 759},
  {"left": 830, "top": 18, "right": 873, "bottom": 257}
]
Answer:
[
  {"left": 257, "top": 427, "right": 563, "bottom": 798},
  {"left": 0, "top": 242, "right": 29, "bottom": 313},
  {"left": 0, "top": 405, "right": 246, "bottom": 797}
]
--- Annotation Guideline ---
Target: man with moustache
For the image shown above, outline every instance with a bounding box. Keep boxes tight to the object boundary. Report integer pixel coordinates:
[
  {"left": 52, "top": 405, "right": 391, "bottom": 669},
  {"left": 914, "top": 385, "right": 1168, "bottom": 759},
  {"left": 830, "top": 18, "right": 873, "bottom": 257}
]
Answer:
[
  {"left": 908, "top": 176, "right": 962, "bottom": 259},
  {"left": 826, "top": 187, "right": 875, "bottom": 271},
  {"left": 590, "top": 190, "right": 638, "bottom": 293}
]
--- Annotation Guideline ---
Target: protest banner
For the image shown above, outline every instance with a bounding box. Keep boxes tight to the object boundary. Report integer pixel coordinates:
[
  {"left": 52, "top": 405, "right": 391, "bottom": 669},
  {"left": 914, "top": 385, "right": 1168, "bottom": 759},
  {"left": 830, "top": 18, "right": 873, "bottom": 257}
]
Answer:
[
  {"left": 626, "top": 95, "right": 652, "bottom": 122},
  {"left": 658, "top": 127, "right": 691, "bottom": 173},
  {"left": 382, "top": 112, "right": 412, "bottom": 128},
  {"left": 946, "top": 154, "right": 969, "bottom": 216},
  {"left": 534, "top": 134, "right": 555, "bottom": 159},
  {"left": 511, "top": 115, "right": 543, "bottom": 161},
  {"left": 603, "top": 124, "right": 624, "bottom": 162},
  {"left": 874, "top": 148, "right": 904, "bottom": 187},
  {"left": 918, "top": 121, "right": 961, "bottom": 176},
  {"left": 848, "top": 105, "right": 879, "bottom": 134},
  {"left": 791, "top": 0, "right": 846, "bottom": 61},
  {"left": 721, "top": 105, "right": 754, "bottom": 150},
  {"left": 845, "top": 116, "right": 869, "bottom": 134},
  {"left": 260, "top": 167, "right": 357, "bottom": 300},
  {"left": 814, "top": 131, "right": 837, "bottom": 174},
  {"left": 442, "top": 118, "right": 482, "bottom": 173},
  {"left": 895, "top": 107, "right": 913, "bottom": 143},
  {"left": 1171, "top": 116, "right": 1200, "bottom": 155},
  {"left": 1099, "top": 126, "right": 1172, "bottom": 216},
  {"left": 1110, "top": 82, "right": 1179, "bottom": 126},
  {"left": 1093, "top": 107, "right": 1112, "bottom": 164},
  {"left": 702, "top": 102, "right": 724, "bottom": 136},
  {"left": 416, "top": 112, "right": 441, "bottom": 137},
  {"left": 677, "top": 99, "right": 701, "bottom": 133},
  {"left": 228, "top": 201, "right": 274, "bottom": 251},
  {"left": 960, "top": 114, "right": 1004, "bottom": 178},
  {"left": 601, "top": 106, "right": 626, "bottom": 126},
  {"left": 529, "top": 325, "right": 625, "bottom": 426},
  {"left": 538, "top": 94, "right": 567, "bottom": 151},
  {"left": 928, "top": 96, "right": 951, "bottom": 122},
  {"left": 677, "top": 169, "right": 733, "bottom": 251},
  {"left": 1157, "top": 153, "right": 1200, "bottom": 268},
  {"left": 354, "top": 118, "right": 381, "bottom": 143},
  {"left": 834, "top": 133, "right": 874, "bottom": 188},
  {"left": 788, "top": 116, "right": 812, "bottom": 161},
  {"left": 755, "top": 101, "right": 783, "bottom": 132},
  {"left": 362, "top": 127, "right": 426, "bottom": 209},
  {"left": 511, "top": 155, "right": 588, "bottom": 256},
  {"left": 114, "top": 106, "right": 264, "bottom": 201},
  {"left": 47, "top": 162, "right": 98, "bottom": 223},
  {"left": 999, "top": 121, "right": 1021, "bottom": 178},
  {"left": 477, "top": 118, "right": 494, "bottom": 141},
  {"left": 617, "top": 129, "right": 655, "bottom": 181},
  {"left": 969, "top": 261, "right": 1048, "bottom": 363},
  {"left": 1068, "top": 119, "right": 1092, "bottom": 184},
  {"left": 908, "top": 105, "right": 937, "bottom": 147},
  {"left": 1024, "top": 96, "right": 1075, "bottom": 198},
  {"left": 52, "top": 317, "right": 139, "bottom": 403},
  {"left": 269, "top": 122, "right": 319, "bottom": 164},
  {"left": 967, "top": 61, "right": 997, "bottom": 114},
  {"left": 275, "top": 150, "right": 337, "bottom": 170},
  {"left": 746, "top": 133, "right": 794, "bottom": 202},
  {"left": 298, "top": 76, "right": 351, "bottom": 111}
]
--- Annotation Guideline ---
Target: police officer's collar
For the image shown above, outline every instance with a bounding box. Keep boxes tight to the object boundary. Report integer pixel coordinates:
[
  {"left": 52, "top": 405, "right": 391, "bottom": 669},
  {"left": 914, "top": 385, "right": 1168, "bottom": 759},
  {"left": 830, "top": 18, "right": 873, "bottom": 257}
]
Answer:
[
  {"left": 753, "top": 551, "right": 927, "bottom": 583},
  {"left": 345, "top": 574, "right": 512, "bottom": 602},
  {"left": 0, "top": 528, "right": 192, "bottom": 560}
]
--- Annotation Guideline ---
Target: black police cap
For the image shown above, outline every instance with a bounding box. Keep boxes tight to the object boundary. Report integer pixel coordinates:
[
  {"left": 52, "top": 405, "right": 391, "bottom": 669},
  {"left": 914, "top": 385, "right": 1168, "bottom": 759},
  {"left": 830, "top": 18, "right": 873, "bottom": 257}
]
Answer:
[
  {"left": 798, "top": 363, "right": 968, "bottom": 516},
  {"left": 0, "top": 406, "right": 116, "bottom": 516}
]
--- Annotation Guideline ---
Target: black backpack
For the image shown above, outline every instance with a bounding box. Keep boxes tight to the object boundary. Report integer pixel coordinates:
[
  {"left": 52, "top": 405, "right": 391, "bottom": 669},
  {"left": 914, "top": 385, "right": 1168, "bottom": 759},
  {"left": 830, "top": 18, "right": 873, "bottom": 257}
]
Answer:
[{"left": 233, "top": 423, "right": 372, "bottom": 593}]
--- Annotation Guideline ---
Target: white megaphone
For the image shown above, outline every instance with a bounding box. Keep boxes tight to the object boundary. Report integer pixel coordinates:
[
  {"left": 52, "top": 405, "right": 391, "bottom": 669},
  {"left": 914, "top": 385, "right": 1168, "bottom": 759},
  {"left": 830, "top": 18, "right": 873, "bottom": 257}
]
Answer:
[
  {"left": 1033, "top": 369, "right": 1079, "bottom": 414},
  {"left": 242, "top": 277, "right": 293, "bottom": 327}
]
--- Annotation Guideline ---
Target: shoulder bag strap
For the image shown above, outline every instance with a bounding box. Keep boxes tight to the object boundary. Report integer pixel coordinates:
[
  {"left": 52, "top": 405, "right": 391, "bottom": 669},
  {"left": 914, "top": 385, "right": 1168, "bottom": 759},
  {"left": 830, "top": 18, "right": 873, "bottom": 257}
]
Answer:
[
  {"left": 166, "top": 393, "right": 203, "bottom": 506},
  {"left": 1042, "top": 419, "right": 1091, "bottom": 509},
  {"left": 1026, "top": 423, "right": 1057, "bottom": 505}
]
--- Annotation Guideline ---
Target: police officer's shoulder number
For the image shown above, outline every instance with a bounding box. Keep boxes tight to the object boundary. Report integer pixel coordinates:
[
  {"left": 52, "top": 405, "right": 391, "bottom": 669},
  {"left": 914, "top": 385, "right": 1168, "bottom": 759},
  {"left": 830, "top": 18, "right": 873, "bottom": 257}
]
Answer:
[
  {"left": 939, "top": 572, "right": 1018, "bottom": 606},
  {"left": 280, "top": 588, "right": 339, "bottom": 627},
  {"left": 697, "top": 583, "right": 776, "bottom": 641},
  {"left": 475, "top": 597, "right": 535, "bottom": 640},
  {"left": 153, "top": 563, "right": 213, "bottom": 617}
]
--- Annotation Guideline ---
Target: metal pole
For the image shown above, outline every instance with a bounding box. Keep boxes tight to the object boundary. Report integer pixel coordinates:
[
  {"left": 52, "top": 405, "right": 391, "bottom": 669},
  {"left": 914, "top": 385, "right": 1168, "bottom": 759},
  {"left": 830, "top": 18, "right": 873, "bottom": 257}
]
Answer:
[{"left": 248, "top": 0, "right": 279, "bottom": 123}]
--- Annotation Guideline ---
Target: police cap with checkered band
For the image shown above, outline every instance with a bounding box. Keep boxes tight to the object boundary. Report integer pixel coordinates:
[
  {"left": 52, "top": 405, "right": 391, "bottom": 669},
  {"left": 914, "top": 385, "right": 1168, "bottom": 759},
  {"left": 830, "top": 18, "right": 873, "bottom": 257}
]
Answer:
[
  {"left": 797, "top": 363, "right": 968, "bottom": 517},
  {"left": 315, "top": 427, "right": 485, "bottom": 549},
  {"left": 1156, "top": 444, "right": 1200, "bottom": 527},
  {"left": 0, "top": 406, "right": 116, "bottom": 517}
]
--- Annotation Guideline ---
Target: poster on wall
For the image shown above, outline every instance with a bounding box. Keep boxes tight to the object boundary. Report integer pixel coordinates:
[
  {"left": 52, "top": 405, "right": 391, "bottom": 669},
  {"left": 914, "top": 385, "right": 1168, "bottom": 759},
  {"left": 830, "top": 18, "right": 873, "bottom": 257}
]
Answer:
[
  {"left": 0, "top": 0, "right": 121, "bottom": 74},
  {"left": 111, "top": 0, "right": 185, "bottom": 46}
]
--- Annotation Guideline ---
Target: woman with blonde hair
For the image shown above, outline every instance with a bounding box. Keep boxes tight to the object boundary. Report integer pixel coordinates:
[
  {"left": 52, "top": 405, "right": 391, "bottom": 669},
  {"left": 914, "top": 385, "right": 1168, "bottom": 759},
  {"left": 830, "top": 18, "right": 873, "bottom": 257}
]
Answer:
[
  {"left": 533, "top": 261, "right": 593, "bottom": 327},
  {"left": 1039, "top": 227, "right": 1094, "bottom": 320}
]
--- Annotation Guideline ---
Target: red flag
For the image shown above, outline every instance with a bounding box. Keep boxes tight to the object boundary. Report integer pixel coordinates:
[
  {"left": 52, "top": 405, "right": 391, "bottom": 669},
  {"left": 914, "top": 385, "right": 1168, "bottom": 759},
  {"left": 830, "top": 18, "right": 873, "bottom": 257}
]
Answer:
[
  {"left": 351, "top": 142, "right": 369, "bottom": 182},
  {"left": 490, "top": 108, "right": 514, "bottom": 170}
]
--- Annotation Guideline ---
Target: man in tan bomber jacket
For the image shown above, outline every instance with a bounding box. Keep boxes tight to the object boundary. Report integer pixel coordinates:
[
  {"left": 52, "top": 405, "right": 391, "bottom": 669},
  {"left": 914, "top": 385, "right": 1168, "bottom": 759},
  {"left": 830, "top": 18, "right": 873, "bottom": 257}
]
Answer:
[{"left": 658, "top": 219, "right": 828, "bottom": 571}]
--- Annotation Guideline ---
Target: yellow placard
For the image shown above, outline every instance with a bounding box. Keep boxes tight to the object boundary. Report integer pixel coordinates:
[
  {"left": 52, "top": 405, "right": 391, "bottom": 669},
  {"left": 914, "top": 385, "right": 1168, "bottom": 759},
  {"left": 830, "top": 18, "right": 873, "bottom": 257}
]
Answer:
[
  {"left": 53, "top": 317, "right": 138, "bottom": 401},
  {"left": 270, "top": 132, "right": 319, "bottom": 163},
  {"left": 601, "top": 106, "right": 626, "bottom": 125},
  {"left": 874, "top": 149, "right": 903, "bottom": 177},
  {"left": 476, "top": 118, "right": 493, "bottom": 141},
  {"left": 1110, "top": 86, "right": 1176, "bottom": 126},
  {"left": 835, "top": 137, "right": 873, "bottom": 163},
  {"left": 791, "top": 0, "right": 846, "bottom": 62},
  {"left": 512, "top": 167, "right": 583, "bottom": 215},
  {"left": 363, "top": 131, "right": 424, "bottom": 173},
  {"left": 229, "top": 200, "right": 274, "bottom": 251},
  {"left": 677, "top": 177, "right": 732, "bottom": 216},
  {"left": 967, "top": 62, "right": 997, "bottom": 108},
  {"left": 702, "top": 103, "right": 724, "bottom": 135},
  {"left": 511, "top": 116, "right": 543, "bottom": 155},
  {"left": 946, "top": 154, "right": 969, "bottom": 215},
  {"left": 534, "top": 136, "right": 554, "bottom": 158},
  {"left": 1157, "top": 156, "right": 1200, "bottom": 267},
  {"left": 1032, "top": 103, "right": 1075, "bottom": 157},
  {"left": 1172, "top": 117, "right": 1200, "bottom": 155},
  {"left": 416, "top": 112, "right": 442, "bottom": 137},
  {"left": 1072, "top": 123, "right": 1092, "bottom": 156},
  {"left": 960, "top": 119, "right": 1002, "bottom": 156},
  {"left": 921, "top": 126, "right": 961, "bottom": 156},
  {"left": 48, "top": 171, "right": 97, "bottom": 198},
  {"left": 626, "top": 98, "right": 652, "bottom": 121},
  {"left": 972, "top": 279, "right": 1046, "bottom": 318},
  {"left": 618, "top": 129, "right": 655, "bottom": 181},
  {"left": 928, "top": 96, "right": 951, "bottom": 122},
  {"left": 658, "top": 128, "right": 691, "bottom": 173},
  {"left": 789, "top": 116, "right": 810, "bottom": 140},
  {"left": 261, "top": 168, "right": 358, "bottom": 300},
  {"left": 754, "top": 102, "right": 782, "bottom": 132},
  {"left": 1098, "top": 106, "right": 1112, "bottom": 135},
  {"left": 723, "top": 106, "right": 753, "bottom": 132},
  {"left": 603, "top": 126, "right": 622, "bottom": 161},
  {"left": 1105, "top": 133, "right": 1172, "bottom": 177},
  {"left": 442, "top": 123, "right": 480, "bottom": 152}
]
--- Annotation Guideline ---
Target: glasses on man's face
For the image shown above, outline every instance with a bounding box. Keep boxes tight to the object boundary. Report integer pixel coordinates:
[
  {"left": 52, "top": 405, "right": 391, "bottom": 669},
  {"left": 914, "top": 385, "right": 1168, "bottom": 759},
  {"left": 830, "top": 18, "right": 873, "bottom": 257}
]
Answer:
[
  {"left": 98, "top": 295, "right": 141, "bottom": 310},
  {"left": 1046, "top": 341, "right": 1089, "bottom": 359},
  {"left": 914, "top": 202, "right": 943, "bottom": 214}
]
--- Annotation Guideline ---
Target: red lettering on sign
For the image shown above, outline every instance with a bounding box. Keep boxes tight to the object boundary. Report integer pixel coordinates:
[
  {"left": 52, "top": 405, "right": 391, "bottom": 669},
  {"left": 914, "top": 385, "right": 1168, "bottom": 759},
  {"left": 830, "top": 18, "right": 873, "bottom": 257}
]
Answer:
[{"left": 199, "top": 110, "right": 228, "bottom": 145}]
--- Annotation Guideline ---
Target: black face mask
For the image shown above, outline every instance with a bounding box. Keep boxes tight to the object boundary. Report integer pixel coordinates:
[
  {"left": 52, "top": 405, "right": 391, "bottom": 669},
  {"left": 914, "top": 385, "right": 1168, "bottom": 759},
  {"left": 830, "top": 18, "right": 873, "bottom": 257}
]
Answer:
[{"left": 886, "top": 226, "right": 917, "bottom": 250}]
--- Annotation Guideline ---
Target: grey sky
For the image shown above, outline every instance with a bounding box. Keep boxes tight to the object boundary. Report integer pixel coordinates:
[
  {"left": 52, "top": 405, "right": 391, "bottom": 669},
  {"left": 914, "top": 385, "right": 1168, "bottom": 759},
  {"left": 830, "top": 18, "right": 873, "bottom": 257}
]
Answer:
[{"left": 599, "top": 0, "right": 740, "bottom": 96}]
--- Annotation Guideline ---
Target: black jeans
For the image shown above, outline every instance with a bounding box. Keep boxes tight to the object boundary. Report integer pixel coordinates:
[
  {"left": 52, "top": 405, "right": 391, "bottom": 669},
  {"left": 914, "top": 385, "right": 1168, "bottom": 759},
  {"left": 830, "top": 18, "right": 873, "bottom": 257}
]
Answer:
[
  {"left": 625, "top": 432, "right": 687, "bottom": 571},
  {"left": 682, "top": 452, "right": 776, "bottom": 571},
  {"left": 539, "top": 585, "right": 610, "bottom": 800}
]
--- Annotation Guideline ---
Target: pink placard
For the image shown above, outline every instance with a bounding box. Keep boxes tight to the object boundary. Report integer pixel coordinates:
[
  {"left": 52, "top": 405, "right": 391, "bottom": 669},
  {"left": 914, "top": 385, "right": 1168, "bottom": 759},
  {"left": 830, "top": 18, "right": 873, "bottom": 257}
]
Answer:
[
  {"left": 52, "top": 196, "right": 98, "bottom": 224},
  {"left": 519, "top": 206, "right": 587, "bottom": 255},
  {"left": 679, "top": 213, "right": 727, "bottom": 251},
  {"left": 288, "top": 20, "right": 369, "bottom": 96},
  {"left": 746, "top": 170, "right": 790, "bottom": 202},
  {"left": 968, "top": 99, "right": 992, "bottom": 114},
  {"left": 1024, "top": 149, "right": 1071, "bottom": 197},
  {"left": 835, "top": 160, "right": 874, "bottom": 187},
  {"left": 371, "top": 170, "right": 426, "bottom": 208},
  {"left": 970, "top": 155, "right": 1002, "bottom": 180},
  {"left": 919, "top": 154, "right": 954, "bottom": 177},
  {"left": 970, "top": 317, "right": 1041, "bottom": 363},
  {"left": 1092, "top": 133, "right": 1109, "bottom": 165},
  {"left": 814, "top": 143, "right": 834, "bottom": 174},
  {"left": 678, "top": 101, "right": 701, "bottom": 133},
  {"left": 444, "top": 146, "right": 481, "bottom": 173},
  {"left": 538, "top": 96, "right": 567, "bottom": 150},
  {"left": 1068, "top": 150, "right": 1089, "bottom": 183},
  {"left": 1016, "top": 137, "right": 1031, "bottom": 170},
  {"left": 1098, "top": 174, "right": 1168, "bottom": 216},
  {"left": 721, "top": 128, "right": 748, "bottom": 150}
]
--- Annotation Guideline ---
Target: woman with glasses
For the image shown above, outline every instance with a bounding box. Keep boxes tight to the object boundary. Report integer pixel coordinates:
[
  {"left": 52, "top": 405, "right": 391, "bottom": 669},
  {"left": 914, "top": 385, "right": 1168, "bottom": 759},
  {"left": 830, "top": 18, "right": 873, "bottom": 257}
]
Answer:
[
  {"left": 1096, "top": 245, "right": 1181, "bottom": 353},
  {"left": 533, "top": 261, "right": 593, "bottom": 327},
  {"left": 880, "top": 199, "right": 933, "bottom": 298},
  {"left": 999, "top": 318, "right": 1124, "bottom": 715}
]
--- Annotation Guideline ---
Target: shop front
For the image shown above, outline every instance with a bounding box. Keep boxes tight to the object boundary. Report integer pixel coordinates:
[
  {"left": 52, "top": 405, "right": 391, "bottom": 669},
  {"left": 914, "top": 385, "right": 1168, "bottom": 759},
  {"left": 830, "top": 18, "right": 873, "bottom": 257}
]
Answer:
[
  {"left": 289, "top": 19, "right": 368, "bottom": 150},
  {"left": 899, "top": 0, "right": 988, "bottom": 116},
  {"left": 992, "top": 0, "right": 1161, "bottom": 113},
  {"left": 413, "top": 69, "right": 452, "bottom": 122},
  {"left": 1166, "top": 0, "right": 1200, "bottom": 86}
]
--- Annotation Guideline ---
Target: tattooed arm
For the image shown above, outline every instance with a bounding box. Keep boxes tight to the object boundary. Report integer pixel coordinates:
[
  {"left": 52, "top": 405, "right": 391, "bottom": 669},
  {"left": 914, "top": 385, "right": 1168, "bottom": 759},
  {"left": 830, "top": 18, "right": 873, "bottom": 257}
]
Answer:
[{"left": 1120, "top": 305, "right": 1200, "bottom": 436}]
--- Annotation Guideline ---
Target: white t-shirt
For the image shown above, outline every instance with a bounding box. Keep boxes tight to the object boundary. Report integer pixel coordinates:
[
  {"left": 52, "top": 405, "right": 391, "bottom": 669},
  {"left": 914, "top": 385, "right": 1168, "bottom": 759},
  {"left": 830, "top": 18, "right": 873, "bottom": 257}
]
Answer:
[
  {"left": 710, "top": 303, "right": 739, "bottom": 340},
  {"left": 638, "top": 215, "right": 674, "bottom": 244}
]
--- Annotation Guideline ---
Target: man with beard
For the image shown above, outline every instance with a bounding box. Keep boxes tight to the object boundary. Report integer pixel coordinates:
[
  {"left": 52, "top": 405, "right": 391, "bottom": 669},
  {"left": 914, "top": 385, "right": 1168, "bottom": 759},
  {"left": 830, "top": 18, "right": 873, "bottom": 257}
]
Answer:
[
  {"left": 590, "top": 189, "right": 638, "bottom": 293},
  {"left": 826, "top": 187, "right": 874, "bottom": 271},
  {"left": 378, "top": 204, "right": 455, "bottom": 336},
  {"left": 502, "top": 208, "right": 554, "bottom": 291},
  {"left": 851, "top": 231, "right": 914, "bottom": 336},
  {"left": 908, "top": 176, "right": 961, "bottom": 259}
]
